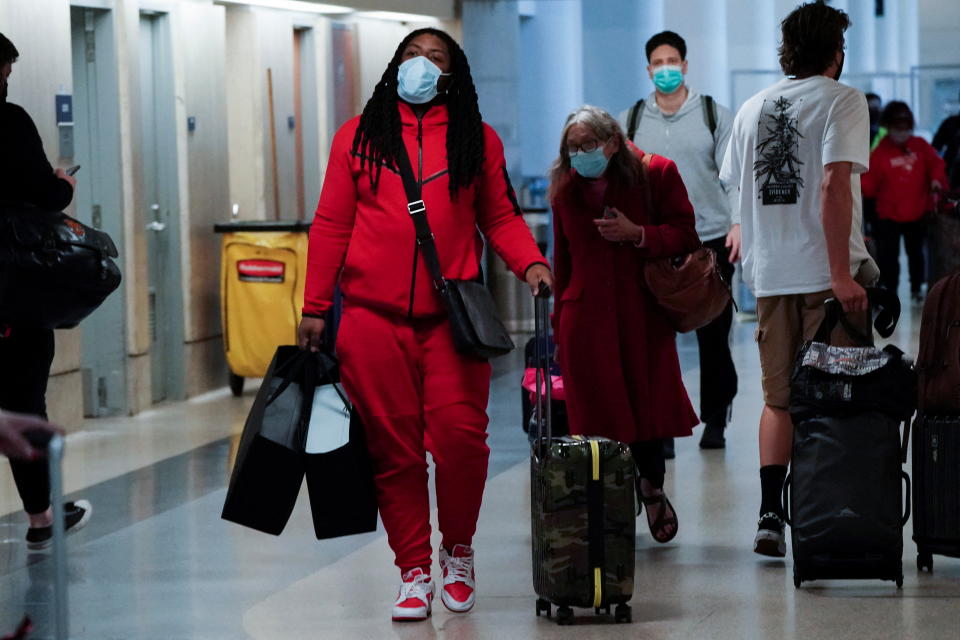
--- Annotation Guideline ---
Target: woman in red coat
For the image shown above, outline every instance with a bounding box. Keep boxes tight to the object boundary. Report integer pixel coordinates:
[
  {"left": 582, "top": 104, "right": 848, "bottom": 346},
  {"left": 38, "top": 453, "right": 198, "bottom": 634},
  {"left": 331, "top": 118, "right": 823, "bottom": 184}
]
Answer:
[
  {"left": 548, "top": 105, "right": 700, "bottom": 544},
  {"left": 298, "top": 29, "right": 552, "bottom": 621}
]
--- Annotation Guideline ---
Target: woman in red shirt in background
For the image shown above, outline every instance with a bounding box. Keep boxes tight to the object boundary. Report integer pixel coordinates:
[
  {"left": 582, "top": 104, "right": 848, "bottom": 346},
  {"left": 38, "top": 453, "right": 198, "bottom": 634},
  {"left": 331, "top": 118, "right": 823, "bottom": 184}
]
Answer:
[
  {"left": 297, "top": 29, "right": 552, "bottom": 622},
  {"left": 548, "top": 106, "right": 700, "bottom": 544},
  {"left": 862, "top": 101, "right": 948, "bottom": 302}
]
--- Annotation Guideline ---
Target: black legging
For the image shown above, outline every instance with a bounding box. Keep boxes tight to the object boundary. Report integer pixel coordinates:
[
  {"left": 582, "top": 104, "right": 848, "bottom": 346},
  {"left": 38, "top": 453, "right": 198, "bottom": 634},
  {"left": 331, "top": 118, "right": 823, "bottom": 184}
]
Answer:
[
  {"left": 696, "top": 237, "right": 738, "bottom": 423},
  {"left": 630, "top": 440, "right": 665, "bottom": 490},
  {"left": 874, "top": 218, "right": 926, "bottom": 294},
  {"left": 0, "top": 326, "right": 55, "bottom": 515}
]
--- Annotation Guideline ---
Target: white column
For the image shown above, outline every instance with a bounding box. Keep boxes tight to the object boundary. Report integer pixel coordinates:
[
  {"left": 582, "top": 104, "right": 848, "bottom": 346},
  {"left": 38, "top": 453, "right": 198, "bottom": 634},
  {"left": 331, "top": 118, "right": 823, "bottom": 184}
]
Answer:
[
  {"left": 875, "top": 0, "right": 901, "bottom": 74},
  {"left": 461, "top": 0, "right": 522, "bottom": 174},
  {"left": 726, "top": 0, "right": 779, "bottom": 109},
  {"left": 663, "top": 0, "right": 730, "bottom": 105},
  {"left": 580, "top": 0, "right": 647, "bottom": 113},
  {"left": 844, "top": 0, "right": 877, "bottom": 75},
  {"left": 518, "top": 0, "right": 583, "bottom": 178}
]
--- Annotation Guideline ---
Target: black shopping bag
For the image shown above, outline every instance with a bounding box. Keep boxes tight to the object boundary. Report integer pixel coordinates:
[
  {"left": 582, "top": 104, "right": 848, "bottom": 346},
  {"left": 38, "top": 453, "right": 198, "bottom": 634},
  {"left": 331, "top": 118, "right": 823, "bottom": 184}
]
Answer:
[
  {"left": 221, "top": 346, "right": 318, "bottom": 535},
  {"left": 299, "top": 350, "right": 378, "bottom": 539}
]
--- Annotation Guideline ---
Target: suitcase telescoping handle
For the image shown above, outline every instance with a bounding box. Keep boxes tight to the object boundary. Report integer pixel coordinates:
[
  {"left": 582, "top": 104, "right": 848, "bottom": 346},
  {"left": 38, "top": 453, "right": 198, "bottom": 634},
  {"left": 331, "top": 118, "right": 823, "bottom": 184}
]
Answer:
[
  {"left": 533, "top": 283, "right": 553, "bottom": 459},
  {"left": 22, "top": 431, "right": 69, "bottom": 640}
]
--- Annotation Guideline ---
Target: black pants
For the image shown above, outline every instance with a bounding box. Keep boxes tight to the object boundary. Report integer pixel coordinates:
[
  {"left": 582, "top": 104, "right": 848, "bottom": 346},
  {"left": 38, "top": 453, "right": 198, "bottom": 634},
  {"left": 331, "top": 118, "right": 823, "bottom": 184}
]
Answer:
[
  {"left": 875, "top": 218, "right": 926, "bottom": 294},
  {"left": 630, "top": 440, "right": 665, "bottom": 490},
  {"left": 0, "top": 326, "right": 55, "bottom": 515},
  {"left": 695, "top": 237, "right": 738, "bottom": 423}
]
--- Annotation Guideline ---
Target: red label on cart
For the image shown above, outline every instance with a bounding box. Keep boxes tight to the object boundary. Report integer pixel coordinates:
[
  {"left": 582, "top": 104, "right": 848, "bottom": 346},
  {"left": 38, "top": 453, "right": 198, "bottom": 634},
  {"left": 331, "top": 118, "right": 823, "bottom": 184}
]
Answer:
[{"left": 237, "top": 259, "right": 285, "bottom": 283}]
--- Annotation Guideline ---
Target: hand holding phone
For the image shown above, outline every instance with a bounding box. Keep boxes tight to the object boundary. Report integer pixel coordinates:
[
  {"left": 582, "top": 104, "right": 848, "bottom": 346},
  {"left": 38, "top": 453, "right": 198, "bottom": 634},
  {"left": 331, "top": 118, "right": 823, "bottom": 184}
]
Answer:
[
  {"left": 66, "top": 165, "right": 81, "bottom": 176},
  {"left": 602, "top": 206, "right": 617, "bottom": 219}
]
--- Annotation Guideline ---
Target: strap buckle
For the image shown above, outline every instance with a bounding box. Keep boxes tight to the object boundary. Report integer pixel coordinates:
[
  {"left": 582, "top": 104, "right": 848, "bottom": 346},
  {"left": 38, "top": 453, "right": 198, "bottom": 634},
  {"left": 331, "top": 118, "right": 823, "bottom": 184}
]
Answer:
[{"left": 407, "top": 200, "right": 426, "bottom": 216}]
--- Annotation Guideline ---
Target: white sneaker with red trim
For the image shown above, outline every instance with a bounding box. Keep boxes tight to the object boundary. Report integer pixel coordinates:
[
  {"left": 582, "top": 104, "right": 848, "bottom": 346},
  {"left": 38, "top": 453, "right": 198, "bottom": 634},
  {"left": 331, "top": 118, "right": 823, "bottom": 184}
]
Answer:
[
  {"left": 392, "top": 568, "right": 434, "bottom": 622},
  {"left": 439, "top": 544, "right": 476, "bottom": 613}
]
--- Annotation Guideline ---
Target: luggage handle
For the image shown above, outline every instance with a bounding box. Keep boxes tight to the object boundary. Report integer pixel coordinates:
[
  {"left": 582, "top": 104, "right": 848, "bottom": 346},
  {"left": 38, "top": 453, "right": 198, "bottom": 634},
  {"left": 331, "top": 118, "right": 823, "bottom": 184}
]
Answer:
[
  {"left": 815, "top": 287, "right": 900, "bottom": 346},
  {"left": 533, "top": 283, "right": 553, "bottom": 460},
  {"left": 781, "top": 473, "right": 792, "bottom": 527},
  {"left": 901, "top": 470, "right": 911, "bottom": 527}
]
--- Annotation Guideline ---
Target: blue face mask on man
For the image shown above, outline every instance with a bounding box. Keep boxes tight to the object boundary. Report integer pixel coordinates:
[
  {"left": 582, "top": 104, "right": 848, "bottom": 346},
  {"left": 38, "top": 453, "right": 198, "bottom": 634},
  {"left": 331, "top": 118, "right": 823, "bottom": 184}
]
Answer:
[
  {"left": 652, "top": 64, "right": 684, "bottom": 94},
  {"left": 397, "top": 56, "right": 450, "bottom": 105},
  {"left": 570, "top": 147, "right": 610, "bottom": 179}
]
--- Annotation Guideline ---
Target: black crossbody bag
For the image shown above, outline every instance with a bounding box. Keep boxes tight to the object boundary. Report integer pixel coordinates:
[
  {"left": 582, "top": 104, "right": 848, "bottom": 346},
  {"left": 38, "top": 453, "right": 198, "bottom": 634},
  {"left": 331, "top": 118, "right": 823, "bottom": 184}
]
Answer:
[{"left": 394, "top": 149, "right": 514, "bottom": 360}]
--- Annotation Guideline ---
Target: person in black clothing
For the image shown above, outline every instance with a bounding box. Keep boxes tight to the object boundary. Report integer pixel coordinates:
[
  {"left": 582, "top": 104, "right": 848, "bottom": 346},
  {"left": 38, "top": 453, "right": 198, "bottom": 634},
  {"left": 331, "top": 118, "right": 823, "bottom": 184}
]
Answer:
[
  {"left": 932, "top": 91, "right": 960, "bottom": 189},
  {"left": 1, "top": 32, "right": 91, "bottom": 549}
]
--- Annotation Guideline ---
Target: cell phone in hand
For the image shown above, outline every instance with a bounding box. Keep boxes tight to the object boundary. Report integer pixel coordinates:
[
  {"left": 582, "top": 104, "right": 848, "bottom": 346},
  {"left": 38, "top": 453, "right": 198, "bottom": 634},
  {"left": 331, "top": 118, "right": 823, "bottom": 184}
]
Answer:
[
  {"left": 602, "top": 206, "right": 616, "bottom": 219},
  {"left": 66, "top": 165, "right": 81, "bottom": 176}
]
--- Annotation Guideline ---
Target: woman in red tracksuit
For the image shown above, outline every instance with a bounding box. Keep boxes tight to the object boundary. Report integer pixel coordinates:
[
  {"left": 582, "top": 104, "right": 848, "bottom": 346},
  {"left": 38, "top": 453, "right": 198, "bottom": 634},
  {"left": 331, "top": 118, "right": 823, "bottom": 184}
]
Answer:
[
  {"left": 297, "top": 29, "right": 552, "bottom": 622},
  {"left": 861, "top": 101, "right": 948, "bottom": 302},
  {"left": 548, "top": 105, "right": 700, "bottom": 545}
]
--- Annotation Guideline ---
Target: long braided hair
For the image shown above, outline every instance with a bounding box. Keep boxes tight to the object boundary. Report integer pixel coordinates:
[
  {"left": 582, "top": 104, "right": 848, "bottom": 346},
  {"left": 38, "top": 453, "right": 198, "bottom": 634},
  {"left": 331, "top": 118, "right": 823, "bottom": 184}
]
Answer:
[{"left": 351, "top": 28, "right": 485, "bottom": 200}]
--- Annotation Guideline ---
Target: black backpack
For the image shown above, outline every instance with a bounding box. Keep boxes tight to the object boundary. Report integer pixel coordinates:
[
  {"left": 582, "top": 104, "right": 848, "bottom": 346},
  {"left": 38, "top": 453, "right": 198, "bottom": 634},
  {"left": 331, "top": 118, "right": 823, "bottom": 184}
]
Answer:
[{"left": 626, "top": 94, "right": 717, "bottom": 142}]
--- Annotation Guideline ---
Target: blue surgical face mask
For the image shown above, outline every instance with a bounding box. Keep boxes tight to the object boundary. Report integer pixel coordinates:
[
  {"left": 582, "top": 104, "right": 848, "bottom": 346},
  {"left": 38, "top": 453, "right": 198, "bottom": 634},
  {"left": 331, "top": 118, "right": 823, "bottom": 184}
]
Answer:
[
  {"left": 652, "top": 64, "right": 684, "bottom": 94},
  {"left": 570, "top": 147, "right": 610, "bottom": 179},
  {"left": 397, "top": 56, "right": 449, "bottom": 105}
]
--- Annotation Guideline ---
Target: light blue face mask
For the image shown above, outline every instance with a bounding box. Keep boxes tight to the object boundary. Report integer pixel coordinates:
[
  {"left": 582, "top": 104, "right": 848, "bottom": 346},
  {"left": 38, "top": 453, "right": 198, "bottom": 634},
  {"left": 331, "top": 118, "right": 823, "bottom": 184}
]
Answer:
[
  {"left": 397, "top": 56, "right": 449, "bottom": 105},
  {"left": 570, "top": 148, "right": 610, "bottom": 178},
  {"left": 652, "top": 64, "right": 684, "bottom": 94}
]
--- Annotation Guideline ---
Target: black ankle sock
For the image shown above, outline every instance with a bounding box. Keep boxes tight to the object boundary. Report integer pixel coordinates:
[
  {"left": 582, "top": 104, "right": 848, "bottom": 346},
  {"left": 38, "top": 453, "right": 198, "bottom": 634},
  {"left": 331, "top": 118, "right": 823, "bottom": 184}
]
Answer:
[{"left": 759, "top": 465, "right": 788, "bottom": 519}]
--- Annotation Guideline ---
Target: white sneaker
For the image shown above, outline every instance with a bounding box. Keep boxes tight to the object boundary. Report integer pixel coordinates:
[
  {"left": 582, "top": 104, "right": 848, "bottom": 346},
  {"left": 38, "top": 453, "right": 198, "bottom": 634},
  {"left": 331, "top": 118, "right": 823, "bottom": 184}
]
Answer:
[
  {"left": 439, "top": 544, "right": 476, "bottom": 613},
  {"left": 392, "top": 568, "right": 434, "bottom": 622}
]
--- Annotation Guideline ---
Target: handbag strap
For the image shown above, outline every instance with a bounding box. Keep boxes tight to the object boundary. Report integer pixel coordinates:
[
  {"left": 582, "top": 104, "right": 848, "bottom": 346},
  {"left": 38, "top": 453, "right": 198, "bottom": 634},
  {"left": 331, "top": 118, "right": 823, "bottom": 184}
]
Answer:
[
  {"left": 395, "top": 148, "right": 447, "bottom": 292},
  {"left": 639, "top": 152, "right": 655, "bottom": 220}
]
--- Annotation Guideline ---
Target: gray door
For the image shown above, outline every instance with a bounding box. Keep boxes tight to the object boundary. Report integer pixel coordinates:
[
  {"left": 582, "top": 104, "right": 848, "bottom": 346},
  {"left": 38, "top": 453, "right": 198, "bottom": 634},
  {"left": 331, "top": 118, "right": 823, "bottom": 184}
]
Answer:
[
  {"left": 140, "top": 12, "right": 185, "bottom": 404},
  {"left": 71, "top": 8, "right": 128, "bottom": 417}
]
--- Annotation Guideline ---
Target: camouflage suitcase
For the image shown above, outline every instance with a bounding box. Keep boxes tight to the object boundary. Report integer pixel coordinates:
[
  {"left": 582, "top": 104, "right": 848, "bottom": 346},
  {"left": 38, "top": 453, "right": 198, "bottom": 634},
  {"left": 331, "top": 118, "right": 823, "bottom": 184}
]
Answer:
[{"left": 529, "top": 287, "right": 635, "bottom": 625}]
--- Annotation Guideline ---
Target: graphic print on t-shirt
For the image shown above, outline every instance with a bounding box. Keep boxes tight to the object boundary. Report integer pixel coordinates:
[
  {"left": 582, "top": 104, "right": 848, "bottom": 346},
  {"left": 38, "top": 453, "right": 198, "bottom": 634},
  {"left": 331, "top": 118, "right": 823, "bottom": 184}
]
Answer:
[{"left": 754, "top": 96, "right": 804, "bottom": 205}]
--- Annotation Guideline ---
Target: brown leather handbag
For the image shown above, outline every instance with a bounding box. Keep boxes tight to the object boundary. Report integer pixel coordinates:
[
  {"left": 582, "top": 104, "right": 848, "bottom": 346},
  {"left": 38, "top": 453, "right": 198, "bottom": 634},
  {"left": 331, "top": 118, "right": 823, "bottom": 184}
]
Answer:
[{"left": 639, "top": 153, "right": 733, "bottom": 333}]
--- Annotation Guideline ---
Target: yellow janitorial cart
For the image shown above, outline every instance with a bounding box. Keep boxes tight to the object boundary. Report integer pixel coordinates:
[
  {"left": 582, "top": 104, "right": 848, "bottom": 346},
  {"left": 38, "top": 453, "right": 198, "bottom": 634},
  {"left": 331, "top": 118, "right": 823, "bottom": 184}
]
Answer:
[{"left": 214, "top": 221, "right": 311, "bottom": 396}]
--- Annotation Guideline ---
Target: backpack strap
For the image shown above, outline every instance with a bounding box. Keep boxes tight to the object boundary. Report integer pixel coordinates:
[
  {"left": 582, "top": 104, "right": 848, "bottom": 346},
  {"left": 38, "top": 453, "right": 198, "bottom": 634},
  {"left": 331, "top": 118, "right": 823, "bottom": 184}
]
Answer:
[
  {"left": 701, "top": 94, "right": 717, "bottom": 139},
  {"left": 627, "top": 99, "right": 645, "bottom": 141}
]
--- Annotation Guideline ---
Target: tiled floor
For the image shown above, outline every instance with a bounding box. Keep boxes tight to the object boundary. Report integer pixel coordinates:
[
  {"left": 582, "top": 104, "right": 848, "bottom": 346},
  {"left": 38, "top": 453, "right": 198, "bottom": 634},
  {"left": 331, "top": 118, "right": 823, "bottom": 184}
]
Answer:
[{"left": 1, "top": 300, "right": 958, "bottom": 639}]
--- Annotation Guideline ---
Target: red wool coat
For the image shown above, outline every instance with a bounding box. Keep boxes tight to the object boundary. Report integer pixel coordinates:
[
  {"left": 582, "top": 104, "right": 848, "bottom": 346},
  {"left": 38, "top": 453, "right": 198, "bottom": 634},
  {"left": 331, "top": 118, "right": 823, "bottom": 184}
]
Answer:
[{"left": 551, "top": 150, "right": 700, "bottom": 444}]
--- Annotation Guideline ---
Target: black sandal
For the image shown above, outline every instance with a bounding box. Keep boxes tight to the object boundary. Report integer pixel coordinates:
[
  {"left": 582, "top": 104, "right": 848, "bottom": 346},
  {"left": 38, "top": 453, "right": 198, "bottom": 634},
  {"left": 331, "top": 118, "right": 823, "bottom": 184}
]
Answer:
[{"left": 640, "top": 491, "right": 678, "bottom": 543}]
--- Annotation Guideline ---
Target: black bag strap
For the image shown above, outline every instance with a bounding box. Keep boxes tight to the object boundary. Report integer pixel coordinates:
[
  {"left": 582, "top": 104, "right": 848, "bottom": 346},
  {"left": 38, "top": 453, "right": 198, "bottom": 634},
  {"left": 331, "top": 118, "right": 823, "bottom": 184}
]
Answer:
[
  {"left": 394, "top": 148, "right": 447, "bottom": 293},
  {"left": 701, "top": 95, "right": 717, "bottom": 139},
  {"left": 627, "top": 99, "right": 645, "bottom": 141}
]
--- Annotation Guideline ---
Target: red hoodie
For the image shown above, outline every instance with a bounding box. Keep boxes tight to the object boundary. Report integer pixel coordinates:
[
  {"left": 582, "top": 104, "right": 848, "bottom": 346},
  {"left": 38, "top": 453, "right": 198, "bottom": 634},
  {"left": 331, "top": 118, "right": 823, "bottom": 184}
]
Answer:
[
  {"left": 303, "top": 101, "right": 546, "bottom": 319},
  {"left": 861, "top": 135, "right": 948, "bottom": 223}
]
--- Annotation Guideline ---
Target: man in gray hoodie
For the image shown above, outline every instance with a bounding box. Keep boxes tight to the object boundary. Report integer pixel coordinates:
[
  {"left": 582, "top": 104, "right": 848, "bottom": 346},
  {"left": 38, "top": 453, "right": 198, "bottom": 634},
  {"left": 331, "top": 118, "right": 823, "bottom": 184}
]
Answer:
[{"left": 618, "top": 30, "right": 740, "bottom": 454}]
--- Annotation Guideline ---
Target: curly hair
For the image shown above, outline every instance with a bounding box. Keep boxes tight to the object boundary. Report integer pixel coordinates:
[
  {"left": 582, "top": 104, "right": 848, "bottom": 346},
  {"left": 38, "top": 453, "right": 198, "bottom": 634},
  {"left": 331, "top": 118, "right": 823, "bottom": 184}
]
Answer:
[
  {"left": 351, "top": 28, "right": 484, "bottom": 200},
  {"left": 778, "top": 1, "right": 850, "bottom": 78},
  {"left": 547, "top": 105, "right": 643, "bottom": 203}
]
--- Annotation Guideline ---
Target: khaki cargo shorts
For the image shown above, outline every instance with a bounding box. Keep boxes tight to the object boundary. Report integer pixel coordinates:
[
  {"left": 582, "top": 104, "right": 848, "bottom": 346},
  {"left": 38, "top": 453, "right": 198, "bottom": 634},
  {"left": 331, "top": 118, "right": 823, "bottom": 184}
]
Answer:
[{"left": 755, "top": 260, "right": 880, "bottom": 409}]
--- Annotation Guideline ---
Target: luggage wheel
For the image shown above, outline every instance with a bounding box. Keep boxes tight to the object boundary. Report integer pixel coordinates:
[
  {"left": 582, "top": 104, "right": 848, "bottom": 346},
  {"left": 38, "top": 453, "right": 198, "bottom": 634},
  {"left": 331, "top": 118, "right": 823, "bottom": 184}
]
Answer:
[
  {"left": 535, "top": 598, "right": 552, "bottom": 618},
  {"left": 229, "top": 373, "right": 244, "bottom": 397},
  {"left": 896, "top": 575, "right": 904, "bottom": 589},
  {"left": 556, "top": 606, "right": 574, "bottom": 625},
  {"left": 917, "top": 551, "right": 934, "bottom": 573},
  {"left": 793, "top": 575, "right": 801, "bottom": 589},
  {"left": 614, "top": 604, "right": 632, "bottom": 623}
]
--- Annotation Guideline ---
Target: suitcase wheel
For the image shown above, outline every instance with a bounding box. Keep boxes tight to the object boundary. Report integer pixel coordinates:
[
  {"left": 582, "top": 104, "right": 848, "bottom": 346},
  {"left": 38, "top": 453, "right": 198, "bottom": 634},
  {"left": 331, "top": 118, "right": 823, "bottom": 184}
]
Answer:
[
  {"left": 614, "top": 603, "right": 632, "bottom": 624},
  {"left": 556, "top": 606, "right": 574, "bottom": 626},
  {"left": 917, "top": 551, "right": 934, "bottom": 573},
  {"left": 535, "top": 598, "right": 552, "bottom": 618},
  {"left": 793, "top": 575, "right": 802, "bottom": 589},
  {"left": 229, "top": 373, "right": 244, "bottom": 397},
  {"left": 896, "top": 575, "right": 904, "bottom": 589}
]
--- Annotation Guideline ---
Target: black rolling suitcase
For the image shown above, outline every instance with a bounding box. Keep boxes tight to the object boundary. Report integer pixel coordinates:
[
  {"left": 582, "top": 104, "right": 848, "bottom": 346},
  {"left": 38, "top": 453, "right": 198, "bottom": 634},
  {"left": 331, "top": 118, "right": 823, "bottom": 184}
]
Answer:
[
  {"left": 911, "top": 273, "right": 960, "bottom": 571},
  {"left": 529, "top": 286, "right": 635, "bottom": 625},
  {"left": 785, "top": 289, "right": 915, "bottom": 588}
]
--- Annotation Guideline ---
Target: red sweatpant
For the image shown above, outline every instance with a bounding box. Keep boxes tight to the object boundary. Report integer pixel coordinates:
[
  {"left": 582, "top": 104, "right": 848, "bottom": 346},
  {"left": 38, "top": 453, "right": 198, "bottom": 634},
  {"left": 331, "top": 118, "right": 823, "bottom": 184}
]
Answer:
[{"left": 336, "top": 304, "right": 492, "bottom": 573}]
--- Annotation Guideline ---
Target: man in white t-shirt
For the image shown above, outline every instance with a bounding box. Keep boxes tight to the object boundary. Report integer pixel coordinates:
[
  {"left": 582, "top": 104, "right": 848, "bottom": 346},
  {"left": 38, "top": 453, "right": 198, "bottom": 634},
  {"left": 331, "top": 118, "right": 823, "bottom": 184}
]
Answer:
[{"left": 720, "top": 1, "right": 878, "bottom": 558}]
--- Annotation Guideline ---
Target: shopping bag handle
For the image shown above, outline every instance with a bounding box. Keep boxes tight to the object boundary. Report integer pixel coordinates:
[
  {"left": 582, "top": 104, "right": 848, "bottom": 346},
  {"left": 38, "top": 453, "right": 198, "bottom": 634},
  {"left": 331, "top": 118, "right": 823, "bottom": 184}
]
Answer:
[{"left": 814, "top": 286, "right": 900, "bottom": 345}]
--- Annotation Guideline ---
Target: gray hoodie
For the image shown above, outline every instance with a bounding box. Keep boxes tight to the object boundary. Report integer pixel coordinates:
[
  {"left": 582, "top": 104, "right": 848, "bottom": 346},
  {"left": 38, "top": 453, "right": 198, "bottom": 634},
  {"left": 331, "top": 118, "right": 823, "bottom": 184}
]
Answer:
[{"left": 618, "top": 90, "right": 738, "bottom": 242}]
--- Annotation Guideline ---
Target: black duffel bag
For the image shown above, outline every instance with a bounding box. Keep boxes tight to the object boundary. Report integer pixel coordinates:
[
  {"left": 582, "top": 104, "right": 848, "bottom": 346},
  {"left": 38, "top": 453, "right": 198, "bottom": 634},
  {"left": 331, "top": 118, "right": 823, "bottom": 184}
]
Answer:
[
  {"left": 789, "top": 287, "right": 916, "bottom": 422},
  {"left": 0, "top": 204, "right": 121, "bottom": 329}
]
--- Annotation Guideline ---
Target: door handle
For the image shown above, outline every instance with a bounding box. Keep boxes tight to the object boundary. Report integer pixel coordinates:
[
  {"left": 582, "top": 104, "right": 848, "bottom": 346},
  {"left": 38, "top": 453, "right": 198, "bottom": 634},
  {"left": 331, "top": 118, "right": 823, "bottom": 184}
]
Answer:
[{"left": 145, "top": 221, "right": 167, "bottom": 232}]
